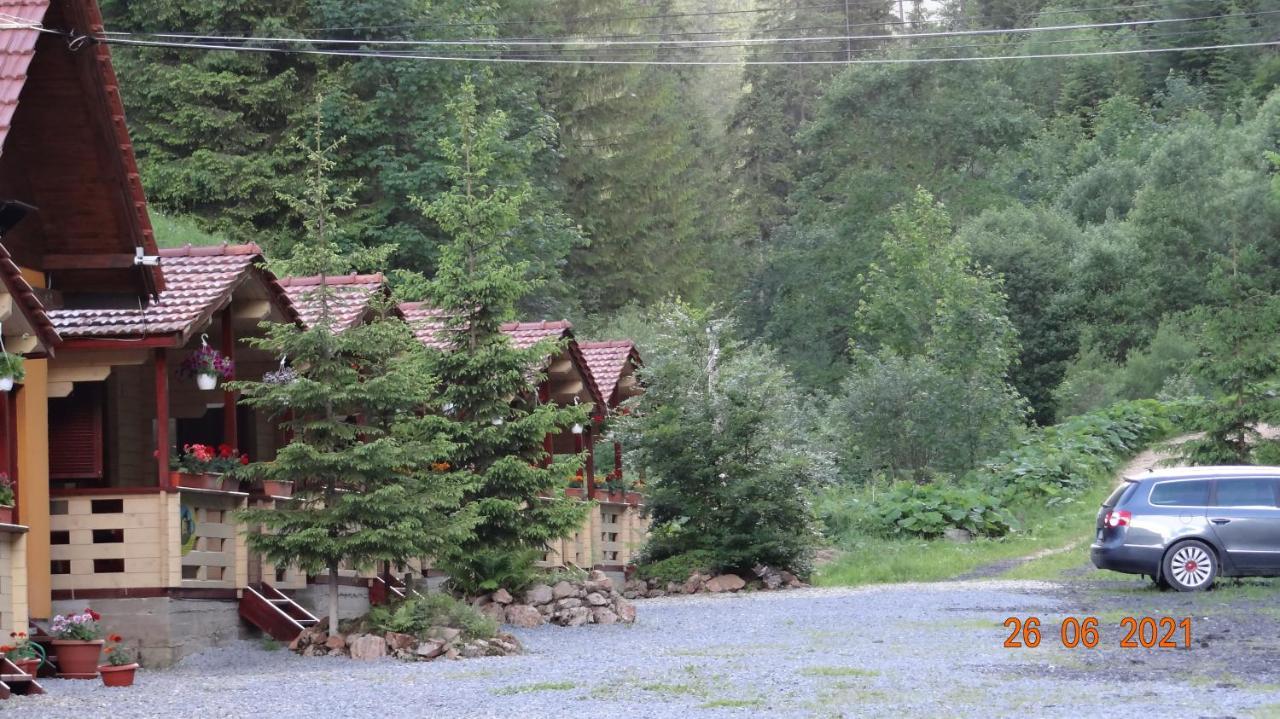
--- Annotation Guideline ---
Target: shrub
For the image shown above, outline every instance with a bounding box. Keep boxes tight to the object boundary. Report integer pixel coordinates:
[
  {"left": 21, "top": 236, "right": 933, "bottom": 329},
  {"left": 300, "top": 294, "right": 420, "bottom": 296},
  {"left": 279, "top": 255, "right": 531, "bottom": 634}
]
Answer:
[
  {"left": 636, "top": 550, "right": 718, "bottom": 584},
  {"left": 439, "top": 548, "right": 542, "bottom": 597},
  {"left": 866, "top": 481, "right": 1016, "bottom": 538},
  {"left": 366, "top": 593, "right": 496, "bottom": 640}
]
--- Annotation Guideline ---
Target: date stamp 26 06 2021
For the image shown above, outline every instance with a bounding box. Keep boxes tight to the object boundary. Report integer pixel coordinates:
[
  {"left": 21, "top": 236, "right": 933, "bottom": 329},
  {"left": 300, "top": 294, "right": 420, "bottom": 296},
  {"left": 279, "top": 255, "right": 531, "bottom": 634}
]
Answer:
[{"left": 1002, "top": 616, "right": 1192, "bottom": 649}]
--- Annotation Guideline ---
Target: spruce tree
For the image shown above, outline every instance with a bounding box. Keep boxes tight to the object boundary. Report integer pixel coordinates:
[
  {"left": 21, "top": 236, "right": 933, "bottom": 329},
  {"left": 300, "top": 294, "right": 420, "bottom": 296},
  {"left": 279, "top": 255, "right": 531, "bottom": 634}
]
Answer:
[
  {"left": 413, "top": 81, "right": 588, "bottom": 592},
  {"left": 236, "top": 110, "right": 476, "bottom": 631}
]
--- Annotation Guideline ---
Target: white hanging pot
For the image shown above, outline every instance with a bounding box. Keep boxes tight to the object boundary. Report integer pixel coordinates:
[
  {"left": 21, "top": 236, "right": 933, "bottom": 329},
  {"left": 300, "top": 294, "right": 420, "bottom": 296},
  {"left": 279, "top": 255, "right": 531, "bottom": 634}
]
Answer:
[
  {"left": 196, "top": 373, "right": 218, "bottom": 391},
  {"left": 0, "top": 376, "right": 14, "bottom": 392}
]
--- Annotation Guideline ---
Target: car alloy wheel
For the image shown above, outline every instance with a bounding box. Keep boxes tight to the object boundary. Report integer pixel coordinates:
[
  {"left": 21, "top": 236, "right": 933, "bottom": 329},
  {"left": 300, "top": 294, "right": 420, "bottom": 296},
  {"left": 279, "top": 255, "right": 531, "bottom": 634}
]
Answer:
[{"left": 1164, "top": 541, "right": 1215, "bottom": 591}]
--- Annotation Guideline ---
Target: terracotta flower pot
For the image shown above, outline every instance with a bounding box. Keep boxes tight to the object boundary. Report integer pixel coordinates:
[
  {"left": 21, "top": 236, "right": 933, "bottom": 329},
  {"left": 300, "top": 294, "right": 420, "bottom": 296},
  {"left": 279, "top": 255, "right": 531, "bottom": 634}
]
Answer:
[
  {"left": 98, "top": 663, "right": 139, "bottom": 687},
  {"left": 13, "top": 657, "right": 38, "bottom": 676},
  {"left": 51, "top": 639, "right": 104, "bottom": 679},
  {"left": 262, "top": 479, "right": 293, "bottom": 498},
  {"left": 0, "top": 505, "right": 12, "bottom": 524}
]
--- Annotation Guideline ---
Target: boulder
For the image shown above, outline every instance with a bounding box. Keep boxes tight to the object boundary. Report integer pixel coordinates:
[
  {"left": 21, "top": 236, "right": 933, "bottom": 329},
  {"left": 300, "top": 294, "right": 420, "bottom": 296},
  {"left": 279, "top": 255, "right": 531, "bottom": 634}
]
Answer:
[
  {"left": 479, "top": 602, "right": 507, "bottom": 624},
  {"left": 614, "top": 599, "right": 637, "bottom": 624},
  {"left": 587, "top": 569, "right": 609, "bottom": 582},
  {"left": 666, "top": 582, "right": 682, "bottom": 594},
  {"left": 524, "top": 584, "right": 554, "bottom": 606},
  {"left": 943, "top": 527, "right": 973, "bottom": 544},
  {"left": 585, "top": 592, "right": 609, "bottom": 606},
  {"left": 348, "top": 634, "right": 387, "bottom": 661},
  {"left": 324, "top": 634, "right": 347, "bottom": 651},
  {"left": 492, "top": 588, "right": 514, "bottom": 605},
  {"left": 537, "top": 603, "right": 554, "bottom": 616},
  {"left": 428, "top": 626, "right": 462, "bottom": 643},
  {"left": 647, "top": 589, "right": 666, "bottom": 599},
  {"left": 415, "top": 640, "right": 446, "bottom": 659},
  {"left": 705, "top": 574, "right": 746, "bottom": 593},
  {"left": 444, "top": 648, "right": 460, "bottom": 660},
  {"left": 385, "top": 632, "right": 416, "bottom": 652},
  {"left": 505, "top": 604, "right": 544, "bottom": 628},
  {"left": 682, "top": 573, "right": 706, "bottom": 594},
  {"left": 558, "top": 607, "right": 591, "bottom": 627},
  {"left": 552, "top": 580, "right": 577, "bottom": 600},
  {"left": 592, "top": 608, "right": 619, "bottom": 625},
  {"left": 460, "top": 640, "right": 490, "bottom": 658},
  {"left": 555, "top": 597, "right": 583, "bottom": 610}
]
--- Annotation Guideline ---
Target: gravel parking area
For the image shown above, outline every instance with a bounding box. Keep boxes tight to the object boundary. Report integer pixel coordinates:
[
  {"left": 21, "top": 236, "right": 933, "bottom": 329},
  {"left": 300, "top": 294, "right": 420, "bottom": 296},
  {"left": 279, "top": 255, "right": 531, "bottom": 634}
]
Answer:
[{"left": 9, "top": 580, "right": 1280, "bottom": 718}]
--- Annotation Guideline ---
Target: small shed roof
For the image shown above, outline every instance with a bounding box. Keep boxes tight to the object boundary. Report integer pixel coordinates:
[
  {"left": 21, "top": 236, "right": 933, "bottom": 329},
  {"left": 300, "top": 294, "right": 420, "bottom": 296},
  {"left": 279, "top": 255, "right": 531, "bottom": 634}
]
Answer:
[
  {"left": 579, "top": 340, "right": 642, "bottom": 406},
  {"left": 48, "top": 244, "right": 298, "bottom": 342},
  {"left": 399, "top": 303, "right": 604, "bottom": 407},
  {"left": 279, "top": 273, "right": 391, "bottom": 331},
  {"left": 0, "top": 240, "right": 59, "bottom": 351}
]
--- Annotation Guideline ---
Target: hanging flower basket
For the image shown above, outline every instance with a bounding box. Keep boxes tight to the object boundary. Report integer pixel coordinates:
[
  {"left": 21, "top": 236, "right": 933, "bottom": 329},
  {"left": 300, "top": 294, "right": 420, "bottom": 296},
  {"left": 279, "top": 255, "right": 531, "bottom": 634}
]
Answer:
[
  {"left": 0, "top": 352, "right": 24, "bottom": 392},
  {"left": 179, "top": 345, "right": 233, "bottom": 391}
]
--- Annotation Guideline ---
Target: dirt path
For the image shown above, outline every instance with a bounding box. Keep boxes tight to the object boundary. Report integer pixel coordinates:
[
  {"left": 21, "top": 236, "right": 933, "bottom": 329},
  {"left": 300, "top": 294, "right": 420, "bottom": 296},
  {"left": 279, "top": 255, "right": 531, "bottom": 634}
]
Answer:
[{"left": 954, "top": 438, "right": 1197, "bottom": 582}]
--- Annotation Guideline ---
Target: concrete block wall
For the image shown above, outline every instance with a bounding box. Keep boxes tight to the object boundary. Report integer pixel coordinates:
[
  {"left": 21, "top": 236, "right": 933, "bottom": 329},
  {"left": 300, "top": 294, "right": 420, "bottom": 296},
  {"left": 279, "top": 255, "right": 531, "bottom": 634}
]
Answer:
[{"left": 52, "top": 597, "right": 247, "bottom": 668}]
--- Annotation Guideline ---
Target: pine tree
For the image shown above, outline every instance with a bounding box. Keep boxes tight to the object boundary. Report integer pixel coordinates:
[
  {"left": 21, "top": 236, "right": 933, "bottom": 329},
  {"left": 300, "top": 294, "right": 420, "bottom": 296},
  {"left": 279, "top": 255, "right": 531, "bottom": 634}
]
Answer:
[
  {"left": 413, "top": 81, "right": 589, "bottom": 591},
  {"left": 236, "top": 110, "right": 476, "bottom": 631}
]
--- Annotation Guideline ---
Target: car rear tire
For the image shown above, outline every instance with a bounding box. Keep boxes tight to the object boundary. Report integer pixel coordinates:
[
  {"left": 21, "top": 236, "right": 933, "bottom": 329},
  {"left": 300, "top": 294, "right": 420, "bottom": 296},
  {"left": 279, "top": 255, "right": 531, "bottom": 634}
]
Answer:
[{"left": 1162, "top": 540, "right": 1217, "bottom": 592}]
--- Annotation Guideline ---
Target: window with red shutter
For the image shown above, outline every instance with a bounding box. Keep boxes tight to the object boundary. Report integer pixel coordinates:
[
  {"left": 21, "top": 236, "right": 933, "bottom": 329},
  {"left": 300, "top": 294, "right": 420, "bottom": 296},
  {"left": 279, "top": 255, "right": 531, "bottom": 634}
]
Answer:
[{"left": 49, "top": 383, "right": 104, "bottom": 481}]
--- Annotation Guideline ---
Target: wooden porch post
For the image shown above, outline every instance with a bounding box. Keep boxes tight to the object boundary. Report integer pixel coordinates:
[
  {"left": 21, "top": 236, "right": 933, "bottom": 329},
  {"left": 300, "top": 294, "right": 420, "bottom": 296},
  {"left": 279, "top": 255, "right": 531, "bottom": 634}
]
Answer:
[
  {"left": 613, "top": 440, "right": 623, "bottom": 479},
  {"left": 221, "top": 308, "right": 237, "bottom": 447},
  {"left": 583, "top": 425, "right": 595, "bottom": 491},
  {"left": 155, "top": 349, "right": 169, "bottom": 488}
]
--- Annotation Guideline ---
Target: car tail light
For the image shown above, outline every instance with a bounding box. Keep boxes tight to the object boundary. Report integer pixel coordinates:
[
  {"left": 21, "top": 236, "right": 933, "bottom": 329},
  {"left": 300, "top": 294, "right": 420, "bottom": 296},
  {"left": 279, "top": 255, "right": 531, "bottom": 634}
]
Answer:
[{"left": 1104, "top": 509, "right": 1131, "bottom": 528}]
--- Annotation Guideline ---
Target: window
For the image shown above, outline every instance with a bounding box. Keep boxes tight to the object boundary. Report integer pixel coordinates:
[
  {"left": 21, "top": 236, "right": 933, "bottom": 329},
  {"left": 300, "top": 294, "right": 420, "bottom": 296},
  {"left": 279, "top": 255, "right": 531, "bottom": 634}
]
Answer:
[
  {"left": 1105, "top": 481, "right": 1137, "bottom": 507},
  {"left": 48, "top": 383, "right": 104, "bottom": 482},
  {"left": 1150, "top": 480, "right": 1211, "bottom": 507},
  {"left": 1214, "top": 479, "right": 1278, "bottom": 508}
]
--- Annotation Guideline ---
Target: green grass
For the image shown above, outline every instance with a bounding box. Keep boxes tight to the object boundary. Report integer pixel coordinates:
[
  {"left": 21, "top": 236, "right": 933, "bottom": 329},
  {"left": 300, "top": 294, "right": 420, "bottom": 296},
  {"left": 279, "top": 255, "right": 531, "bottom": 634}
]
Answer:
[
  {"left": 491, "top": 681, "right": 575, "bottom": 695},
  {"left": 151, "top": 211, "right": 226, "bottom": 248},
  {"left": 639, "top": 682, "right": 702, "bottom": 696},
  {"left": 798, "top": 666, "right": 878, "bottom": 678},
  {"left": 816, "top": 477, "right": 1115, "bottom": 586},
  {"left": 700, "top": 699, "right": 763, "bottom": 709}
]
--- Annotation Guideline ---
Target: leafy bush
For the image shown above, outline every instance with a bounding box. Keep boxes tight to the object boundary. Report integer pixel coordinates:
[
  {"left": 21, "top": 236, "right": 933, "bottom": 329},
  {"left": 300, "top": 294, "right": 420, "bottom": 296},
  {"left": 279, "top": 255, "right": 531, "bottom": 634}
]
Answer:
[
  {"left": 635, "top": 550, "right": 718, "bottom": 584},
  {"left": 366, "top": 593, "right": 496, "bottom": 640},
  {"left": 867, "top": 481, "right": 1016, "bottom": 538},
  {"left": 836, "top": 400, "right": 1179, "bottom": 540},
  {"left": 439, "top": 548, "right": 542, "bottom": 597}
]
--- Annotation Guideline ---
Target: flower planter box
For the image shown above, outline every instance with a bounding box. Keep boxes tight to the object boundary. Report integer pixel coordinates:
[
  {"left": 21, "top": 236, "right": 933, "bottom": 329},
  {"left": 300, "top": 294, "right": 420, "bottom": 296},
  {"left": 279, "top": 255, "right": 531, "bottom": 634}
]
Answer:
[
  {"left": 565, "top": 487, "right": 585, "bottom": 499},
  {"left": 99, "top": 663, "right": 139, "bottom": 687},
  {"left": 51, "top": 639, "right": 103, "bottom": 679},
  {"left": 261, "top": 480, "right": 293, "bottom": 498},
  {"left": 589, "top": 490, "right": 643, "bottom": 505},
  {"left": 169, "top": 472, "right": 235, "bottom": 492},
  {"left": 0, "top": 504, "right": 13, "bottom": 524},
  {"left": 13, "top": 658, "right": 38, "bottom": 676}
]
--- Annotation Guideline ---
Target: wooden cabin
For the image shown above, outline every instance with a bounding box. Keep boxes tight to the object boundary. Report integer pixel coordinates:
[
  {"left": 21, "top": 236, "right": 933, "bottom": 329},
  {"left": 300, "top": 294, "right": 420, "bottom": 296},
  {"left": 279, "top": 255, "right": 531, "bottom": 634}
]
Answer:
[
  {"left": 578, "top": 340, "right": 646, "bottom": 570},
  {"left": 0, "top": 0, "right": 166, "bottom": 643},
  {"left": 277, "top": 273, "right": 393, "bottom": 332}
]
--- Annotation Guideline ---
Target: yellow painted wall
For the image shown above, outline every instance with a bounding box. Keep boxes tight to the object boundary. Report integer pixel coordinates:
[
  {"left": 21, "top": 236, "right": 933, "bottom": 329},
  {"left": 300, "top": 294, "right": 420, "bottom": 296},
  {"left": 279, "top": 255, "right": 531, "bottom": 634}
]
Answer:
[{"left": 18, "top": 358, "right": 49, "bottom": 619}]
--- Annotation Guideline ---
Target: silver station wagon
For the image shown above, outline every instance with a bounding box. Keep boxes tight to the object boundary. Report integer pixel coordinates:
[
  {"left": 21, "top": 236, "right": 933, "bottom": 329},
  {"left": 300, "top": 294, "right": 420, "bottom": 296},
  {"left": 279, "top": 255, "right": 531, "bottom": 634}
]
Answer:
[{"left": 1090, "top": 466, "right": 1280, "bottom": 591}]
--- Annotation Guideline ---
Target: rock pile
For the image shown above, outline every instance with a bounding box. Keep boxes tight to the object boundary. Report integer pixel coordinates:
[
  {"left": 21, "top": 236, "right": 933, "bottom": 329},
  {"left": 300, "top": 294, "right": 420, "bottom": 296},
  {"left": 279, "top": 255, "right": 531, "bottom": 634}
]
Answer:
[
  {"left": 289, "top": 619, "right": 523, "bottom": 662},
  {"left": 472, "top": 570, "right": 638, "bottom": 628},
  {"left": 622, "top": 564, "right": 807, "bottom": 599}
]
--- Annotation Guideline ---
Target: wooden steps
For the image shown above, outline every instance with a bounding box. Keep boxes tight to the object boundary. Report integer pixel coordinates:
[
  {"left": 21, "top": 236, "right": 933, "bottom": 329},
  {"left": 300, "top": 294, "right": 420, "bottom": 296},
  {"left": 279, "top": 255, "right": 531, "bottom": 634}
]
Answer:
[
  {"left": 239, "top": 582, "right": 319, "bottom": 642},
  {"left": 0, "top": 657, "right": 45, "bottom": 699},
  {"left": 369, "top": 573, "right": 419, "bottom": 606}
]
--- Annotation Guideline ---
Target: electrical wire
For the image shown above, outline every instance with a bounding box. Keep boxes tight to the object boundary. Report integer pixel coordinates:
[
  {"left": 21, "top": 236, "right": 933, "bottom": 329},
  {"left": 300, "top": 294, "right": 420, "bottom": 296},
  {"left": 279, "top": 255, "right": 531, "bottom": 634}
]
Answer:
[
  {"left": 95, "top": 35, "right": 1280, "bottom": 66},
  {"left": 101, "top": 9, "right": 1279, "bottom": 48}
]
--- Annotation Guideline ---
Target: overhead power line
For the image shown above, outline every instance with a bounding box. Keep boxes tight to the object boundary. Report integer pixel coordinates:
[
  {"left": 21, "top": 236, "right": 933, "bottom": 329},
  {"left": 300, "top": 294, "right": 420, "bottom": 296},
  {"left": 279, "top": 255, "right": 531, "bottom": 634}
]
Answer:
[
  {"left": 101, "top": 9, "right": 1280, "bottom": 48},
  {"left": 95, "top": 36, "right": 1280, "bottom": 67}
]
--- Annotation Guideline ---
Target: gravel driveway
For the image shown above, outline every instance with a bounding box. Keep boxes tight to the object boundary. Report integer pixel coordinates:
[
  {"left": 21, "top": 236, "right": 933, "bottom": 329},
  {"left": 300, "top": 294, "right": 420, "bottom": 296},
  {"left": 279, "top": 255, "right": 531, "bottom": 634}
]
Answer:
[{"left": 9, "top": 580, "right": 1280, "bottom": 718}]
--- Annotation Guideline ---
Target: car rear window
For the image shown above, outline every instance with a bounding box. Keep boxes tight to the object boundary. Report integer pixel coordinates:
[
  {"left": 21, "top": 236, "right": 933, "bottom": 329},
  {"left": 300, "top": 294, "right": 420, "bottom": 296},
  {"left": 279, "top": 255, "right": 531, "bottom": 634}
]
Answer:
[
  {"left": 1149, "top": 480, "right": 1211, "bottom": 507},
  {"left": 1104, "top": 481, "right": 1137, "bottom": 507},
  {"left": 1214, "top": 479, "right": 1279, "bottom": 508}
]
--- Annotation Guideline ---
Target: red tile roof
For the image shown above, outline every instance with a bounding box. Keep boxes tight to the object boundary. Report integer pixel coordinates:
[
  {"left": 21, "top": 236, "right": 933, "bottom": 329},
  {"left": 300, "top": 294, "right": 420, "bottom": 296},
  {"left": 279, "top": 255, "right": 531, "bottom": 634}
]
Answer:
[
  {"left": 48, "top": 244, "right": 299, "bottom": 341},
  {"left": 279, "top": 273, "right": 390, "bottom": 331},
  {"left": 0, "top": 0, "right": 47, "bottom": 152},
  {"left": 398, "top": 303, "right": 604, "bottom": 407},
  {"left": 579, "top": 340, "right": 641, "bottom": 406},
  {"left": 0, "top": 239, "right": 59, "bottom": 352}
]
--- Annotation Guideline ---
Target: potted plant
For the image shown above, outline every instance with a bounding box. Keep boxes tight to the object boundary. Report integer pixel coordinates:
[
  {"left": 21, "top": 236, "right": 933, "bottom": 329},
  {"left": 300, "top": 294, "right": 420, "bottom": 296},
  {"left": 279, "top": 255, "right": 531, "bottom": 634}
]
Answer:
[
  {"left": 49, "top": 608, "right": 103, "bottom": 679},
  {"left": 169, "top": 443, "right": 248, "bottom": 491},
  {"left": 3, "top": 631, "right": 40, "bottom": 676},
  {"left": 179, "top": 345, "right": 233, "bottom": 391},
  {"left": 0, "top": 352, "right": 23, "bottom": 392},
  {"left": 98, "top": 634, "right": 139, "bottom": 687},
  {"left": 259, "top": 479, "right": 293, "bottom": 498},
  {"left": 0, "top": 473, "right": 13, "bottom": 524}
]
